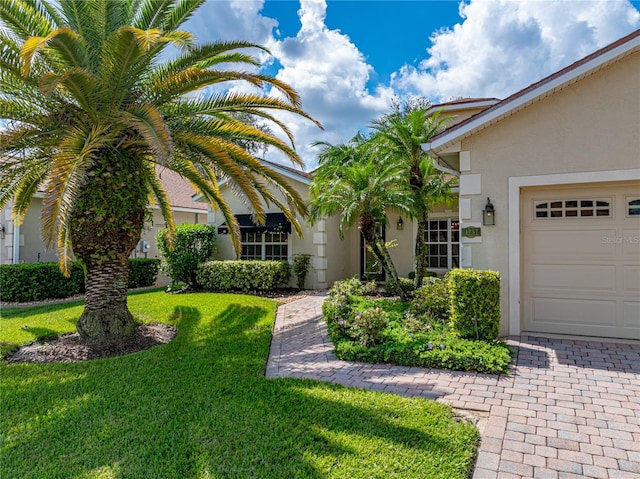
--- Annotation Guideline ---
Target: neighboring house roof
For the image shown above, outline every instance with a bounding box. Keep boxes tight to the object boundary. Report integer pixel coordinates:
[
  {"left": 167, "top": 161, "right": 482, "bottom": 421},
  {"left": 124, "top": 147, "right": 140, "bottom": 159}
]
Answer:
[
  {"left": 192, "top": 158, "right": 310, "bottom": 203},
  {"left": 156, "top": 167, "right": 208, "bottom": 212},
  {"left": 425, "top": 29, "right": 640, "bottom": 153}
]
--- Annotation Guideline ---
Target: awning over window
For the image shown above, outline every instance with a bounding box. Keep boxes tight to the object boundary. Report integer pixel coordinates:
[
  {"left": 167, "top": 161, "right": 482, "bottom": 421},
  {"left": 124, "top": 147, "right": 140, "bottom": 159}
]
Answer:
[{"left": 217, "top": 213, "right": 291, "bottom": 235}]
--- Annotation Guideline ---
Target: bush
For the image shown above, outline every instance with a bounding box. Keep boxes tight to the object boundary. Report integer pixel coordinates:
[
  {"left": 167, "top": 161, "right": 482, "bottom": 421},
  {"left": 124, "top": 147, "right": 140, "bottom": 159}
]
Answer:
[
  {"left": 128, "top": 258, "right": 160, "bottom": 288},
  {"left": 196, "top": 260, "right": 290, "bottom": 292},
  {"left": 0, "top": 262, "right": 85, "bottom": 302},
  {"left": 292, "top": 253, "right": 313, "bottom": 290},
  {"left": 350, "top": 307, "right": 388, "bottom": 347},
  {"left": 157, "top": 224, "right": 217, "bottom": 289},
  {"left": 448, "top": 269, "right": 501, "bottom": 340},
  {"left": 384, "top": 277, "right": 416, "bottom": 296},
  {"left": 408, "top": 277, "right": 450, "bottom": 325}
]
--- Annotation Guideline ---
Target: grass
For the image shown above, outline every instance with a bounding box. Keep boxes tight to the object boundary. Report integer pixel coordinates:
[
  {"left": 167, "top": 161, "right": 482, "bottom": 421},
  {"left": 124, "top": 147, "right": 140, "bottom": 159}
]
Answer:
[{"left": 1, "top": 290, "right": 479, "bottom": 479}]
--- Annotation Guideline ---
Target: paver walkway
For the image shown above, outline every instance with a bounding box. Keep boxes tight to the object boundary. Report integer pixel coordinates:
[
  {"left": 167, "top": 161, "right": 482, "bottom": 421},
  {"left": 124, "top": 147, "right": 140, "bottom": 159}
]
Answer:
[{"left": 266, "top": 293, "right": 640, "bottom": 479}]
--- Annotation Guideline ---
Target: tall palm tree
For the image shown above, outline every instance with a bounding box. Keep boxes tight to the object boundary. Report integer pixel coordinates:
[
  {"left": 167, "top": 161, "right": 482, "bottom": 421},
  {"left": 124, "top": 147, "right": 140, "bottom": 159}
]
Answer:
[
  {"left": 309, "top": 138, "right": 410, "bottom": 297},
  {"left": 0, "top": 0, "right": 321, "bottom": 346},
  {"left": 371, "top": 108, "right": 454, "bottom": 288}
]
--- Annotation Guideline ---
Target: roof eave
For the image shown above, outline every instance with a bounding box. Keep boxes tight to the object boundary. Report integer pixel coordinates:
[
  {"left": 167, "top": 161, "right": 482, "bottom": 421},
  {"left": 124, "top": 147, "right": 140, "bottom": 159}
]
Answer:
[{"left": 426, "top": 31, "right": 640, "bottom": 154}]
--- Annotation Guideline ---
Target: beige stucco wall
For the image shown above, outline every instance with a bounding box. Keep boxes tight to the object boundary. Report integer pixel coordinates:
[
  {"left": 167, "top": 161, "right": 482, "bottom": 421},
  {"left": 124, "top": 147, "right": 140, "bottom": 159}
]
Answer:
[{"left": 454, "top": 51, "right": 640, "bottom": 336}]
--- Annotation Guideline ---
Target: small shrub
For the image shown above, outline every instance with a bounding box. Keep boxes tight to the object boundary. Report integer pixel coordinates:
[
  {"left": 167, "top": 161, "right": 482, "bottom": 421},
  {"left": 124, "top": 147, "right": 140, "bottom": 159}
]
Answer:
[
  {"left": 128, "top": 258, "right": 160, "bottom": 288},
  {"left": 408, "top": 277, "right": 450, "bottom": 324},
  {"left": 196, "top": 260, "right": 290, "bottom": 291},
  {"left": 350, "top": 307, "right": 388, "bottom": 347},
  {"left": 329, "top": 277, "right": 366, "bottom": 298},
  {"left": 448, "top": 269, "right": 501, "bottom": 340},
  {"left": 323, "top": 277, "right": 364, "bottom": 334},
  {"left": 292, "top": 253, "right": 313, "bottom": 290},
  {"left": 362, "top": 280, "right": 378, "bottom": 296},
  {"left": 384, "top": 277, "right": 416, "bottom": 296},
  {"left": 157, "top": 223, "right": 217, "bottom": 290}
]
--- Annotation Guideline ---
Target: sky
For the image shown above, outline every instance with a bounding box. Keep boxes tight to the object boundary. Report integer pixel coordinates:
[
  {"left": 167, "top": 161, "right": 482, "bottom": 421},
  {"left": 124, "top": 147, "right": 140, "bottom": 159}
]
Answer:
[
  {"left": 2, "top": 1, "right": 639, "bottom": 170},
  {"left": 183, "top": 0, "right": 640, "bottom": 169}
]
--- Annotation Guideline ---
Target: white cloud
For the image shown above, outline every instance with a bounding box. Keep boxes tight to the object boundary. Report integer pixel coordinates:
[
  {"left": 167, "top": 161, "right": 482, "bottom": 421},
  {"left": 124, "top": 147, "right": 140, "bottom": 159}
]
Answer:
[
  {"left": 391, "top": 0, "right": 640, "bottom": 102},
  {"left": 264, "top": 0, "right": 395, "bottom": 167}
]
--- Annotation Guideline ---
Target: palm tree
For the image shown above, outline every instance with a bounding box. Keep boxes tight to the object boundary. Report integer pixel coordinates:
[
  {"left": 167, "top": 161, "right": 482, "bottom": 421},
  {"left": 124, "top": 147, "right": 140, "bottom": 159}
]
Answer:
[
  {"left": 371, "top": 108, "right": 454, "bottom": 288},
  {"left": 0, "top": 0, "right": 321, "bottom": 346},
  {"left": 309, "top": 138, "right": 410, "bottom": 297}
]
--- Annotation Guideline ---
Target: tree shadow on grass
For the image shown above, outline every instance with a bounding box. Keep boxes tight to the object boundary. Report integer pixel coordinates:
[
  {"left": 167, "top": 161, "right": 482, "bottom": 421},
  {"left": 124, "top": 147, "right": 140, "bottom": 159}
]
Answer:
[{"left": 1, "top": 299, "right": 477, "bottom": 479}]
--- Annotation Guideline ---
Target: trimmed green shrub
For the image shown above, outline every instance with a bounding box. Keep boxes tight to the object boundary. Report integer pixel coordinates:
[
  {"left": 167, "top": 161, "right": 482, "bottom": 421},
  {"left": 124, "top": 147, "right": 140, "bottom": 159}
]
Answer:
[
  {"left": 0, "top": 262, "right": 85, "bottom": 302},
  {"left": 448, "top": 269, "right": 501, "bottom": 340},
  {"left": 384, "top": 277, "right": 416, "bottom": 296},
  {"left": 157, "top": 223, "right": 217, "bottom": 290},
  {"left": 322, "top": 277, "right": 366, "bottom": 334},
  {"left": 128, "top": 258, "right": 160, "bottom": 288},
  {"left": 196, "top": 260, "right": 290, "bottom": 291},
  {"left": 292, "top": 253, "right": 313, "bottom": 290},
  {"left": 408, "top": 277, "right": 450, "bottom": 324}
]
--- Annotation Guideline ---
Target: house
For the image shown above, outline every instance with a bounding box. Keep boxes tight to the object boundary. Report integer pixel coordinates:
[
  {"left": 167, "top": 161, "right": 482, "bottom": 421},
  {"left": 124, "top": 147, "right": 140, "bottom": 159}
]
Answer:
[
  {"left": 212, "top": 30, "right": 639, "bottom": 341},
  {"left": 0, "top": 167, "right": 208, "bottom": 265},
  {"left": 424, "top": 29, "right": 640, "bottom": 340}
]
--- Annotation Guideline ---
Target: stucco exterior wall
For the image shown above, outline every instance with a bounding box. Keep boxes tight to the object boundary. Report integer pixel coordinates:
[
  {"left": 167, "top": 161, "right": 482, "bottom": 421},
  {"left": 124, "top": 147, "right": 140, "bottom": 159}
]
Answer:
[
  {"left": 457, "top": 51, "right": 640, "bottom": 336},
  {"left": 0, "top": 199, "right": 206, "bottom": 267}
]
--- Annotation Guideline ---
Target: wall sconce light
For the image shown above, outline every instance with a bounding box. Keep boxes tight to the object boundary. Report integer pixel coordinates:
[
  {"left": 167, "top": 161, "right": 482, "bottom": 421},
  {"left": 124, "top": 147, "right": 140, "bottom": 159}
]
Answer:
[
  {"left": 483, "top": 197, "right": 495, "bottom": 226},
  {"left": 0, "top": 223, "right": 5, "bottom": 240},
  {"left": 396, "top": 217, "right": 404, "bottom": 230}
]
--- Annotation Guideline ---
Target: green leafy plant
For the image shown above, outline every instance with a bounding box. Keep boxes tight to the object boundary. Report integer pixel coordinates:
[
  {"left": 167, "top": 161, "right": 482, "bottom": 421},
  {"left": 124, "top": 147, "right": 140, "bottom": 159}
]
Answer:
[
  {"left": 292, "top": 253, "right": 313, "bottom": 290},
  {"left": 448, "top": 269, "right": 501, "bottom": 340},
  {"left": 196, "top": 260, "right": 290, "bottom": 291},
  {"left": 384, "top": 277, "right": 416, "bottom": 296},
  {"left": 128, "top": 259, "right": 161, "bottom": 288},
  {"left": 408, "top": 277, "right": 450, "bottom": 324},
  {"left": 157, "top": 224, "right": 217, "bottom": 290},
  {"left": 350, "top": 307, "right": 388, "bottom": 347}
]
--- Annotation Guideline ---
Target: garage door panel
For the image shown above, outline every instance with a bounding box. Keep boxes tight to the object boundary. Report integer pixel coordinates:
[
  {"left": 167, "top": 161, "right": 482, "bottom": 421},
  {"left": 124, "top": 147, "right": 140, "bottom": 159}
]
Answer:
[
  {"left": 530, "top": 229, "right": 616, "bottom": 257},
  {"left": 623, "top": 266, "right": 640, "bottom": 292},
  {"left": 531, "top": 264, "right": 616, "bottom": 291},
  {"left": 531, "top": 298, "right": 616, "bottom": 327},
  {"left": 621, "top": 228, "right": 640, "bottom": 256},
  {"left": 523, "top": 182, "right": 640, "bottom": 340},
  {"left": 623, "top": 302, "right": 640, "bottom": 334}
]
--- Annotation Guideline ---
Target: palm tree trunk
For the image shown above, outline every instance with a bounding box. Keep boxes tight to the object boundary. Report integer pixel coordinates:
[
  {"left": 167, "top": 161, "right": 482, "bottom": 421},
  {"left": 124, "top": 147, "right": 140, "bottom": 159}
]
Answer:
[
  {"left": 76, "top": 259, "right": 136, "bottom": 346},
  {"left": 367, "top": 233, "right": 406, "bottom": 300},
  {"left": 414, "top": 212, "right": 429, "bottom": 288}
]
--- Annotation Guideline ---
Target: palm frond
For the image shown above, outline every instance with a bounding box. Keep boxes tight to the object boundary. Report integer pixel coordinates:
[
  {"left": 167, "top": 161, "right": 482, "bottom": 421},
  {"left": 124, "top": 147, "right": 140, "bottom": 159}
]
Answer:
[{"left": 119, "top": 103, "right": 173, "bottom": 164}]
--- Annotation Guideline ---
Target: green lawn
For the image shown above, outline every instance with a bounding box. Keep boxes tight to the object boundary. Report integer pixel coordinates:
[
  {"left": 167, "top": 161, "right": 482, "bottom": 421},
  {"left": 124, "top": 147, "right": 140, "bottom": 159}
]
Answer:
[{"left": 1, "top": 290, "right": 479, "bottom": 479}]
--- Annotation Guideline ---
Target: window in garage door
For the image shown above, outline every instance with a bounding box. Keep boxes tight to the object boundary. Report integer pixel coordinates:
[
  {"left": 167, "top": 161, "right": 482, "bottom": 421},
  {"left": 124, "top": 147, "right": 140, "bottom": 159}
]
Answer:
[{"left": 534, "top": 198, "right": 611, "bottom": 218}]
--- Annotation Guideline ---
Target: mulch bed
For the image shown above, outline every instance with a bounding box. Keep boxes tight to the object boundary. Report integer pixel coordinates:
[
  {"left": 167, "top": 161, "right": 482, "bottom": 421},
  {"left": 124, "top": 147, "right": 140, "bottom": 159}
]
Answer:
[{"left": 4, "top": 323, "right": 177, "bottom": 364}]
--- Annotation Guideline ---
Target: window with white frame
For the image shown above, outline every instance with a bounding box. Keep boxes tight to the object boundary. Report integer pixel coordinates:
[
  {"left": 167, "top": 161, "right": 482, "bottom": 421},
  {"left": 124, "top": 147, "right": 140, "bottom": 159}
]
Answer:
[
  {"left": 241, "top": 231, "right": 288, "bottom": 260},
  {"left": 425, "top": 219, "right": 459, "bottom": 270}
]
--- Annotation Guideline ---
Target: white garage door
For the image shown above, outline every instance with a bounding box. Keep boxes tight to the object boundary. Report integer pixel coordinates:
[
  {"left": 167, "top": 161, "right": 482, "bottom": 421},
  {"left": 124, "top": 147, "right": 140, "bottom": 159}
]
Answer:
[{"left": 522, "top": 181, "right": 640, "bottom": 340}]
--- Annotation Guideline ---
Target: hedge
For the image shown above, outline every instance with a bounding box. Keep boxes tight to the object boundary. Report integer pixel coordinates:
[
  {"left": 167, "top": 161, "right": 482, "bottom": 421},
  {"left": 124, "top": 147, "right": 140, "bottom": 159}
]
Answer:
[
  {"left": 196, "top": 260, "right": 291, "bottom": 292},
  {"left": 128, "top": 258, "right": 161, "bottom": 289},
  {"left": 448, "top": 268, "right": 501, "bottom": 340},
  {"left": 0, "top": 258, "right": 160, "bottom": 303}
]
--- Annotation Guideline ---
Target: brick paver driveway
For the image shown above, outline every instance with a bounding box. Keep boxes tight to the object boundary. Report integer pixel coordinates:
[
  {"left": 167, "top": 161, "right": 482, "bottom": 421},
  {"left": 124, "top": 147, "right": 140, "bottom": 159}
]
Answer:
[{"left": 266, "top": 294, "right": 640, "bottom": 479}]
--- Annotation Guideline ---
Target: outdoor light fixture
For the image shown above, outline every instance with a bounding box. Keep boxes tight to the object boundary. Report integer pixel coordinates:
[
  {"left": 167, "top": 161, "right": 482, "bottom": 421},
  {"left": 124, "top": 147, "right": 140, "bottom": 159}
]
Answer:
[
  {"left": 0, "top": 223, "right": 5, "bottom": 239},
  {"left": 396, "top": 217, "right": 404, "bottom": 230},
  {"left": 483, "top": 197, "right": 495, "bottom": 226}
]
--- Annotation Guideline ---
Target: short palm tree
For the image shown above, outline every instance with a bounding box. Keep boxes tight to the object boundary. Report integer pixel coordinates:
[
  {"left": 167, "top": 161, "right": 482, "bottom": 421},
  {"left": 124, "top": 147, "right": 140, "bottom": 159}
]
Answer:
[
  {"left": 371, "top": 108, "right": 454, "bottom": 288},
  {"left": 309, "top": 139, "right": 410, "bottom": 297},
  {"left": 0, "top": 0, "right": 321, "bottom": 346}
]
